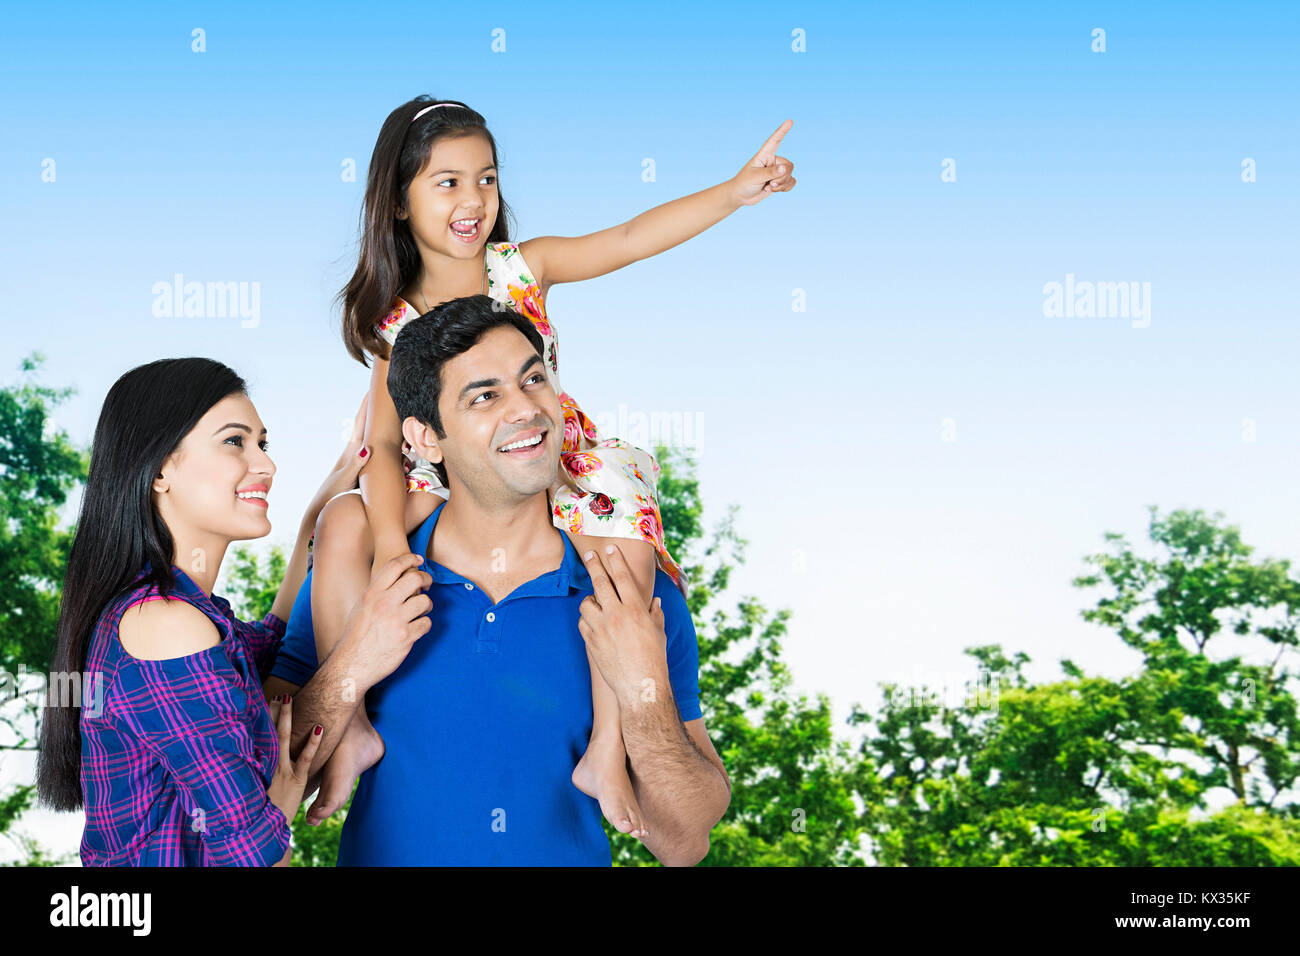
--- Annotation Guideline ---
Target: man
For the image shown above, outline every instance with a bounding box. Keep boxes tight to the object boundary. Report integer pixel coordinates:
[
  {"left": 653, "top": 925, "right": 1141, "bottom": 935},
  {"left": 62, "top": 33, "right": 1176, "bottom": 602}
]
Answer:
[{"left": 265, "top": 295, "right": 730, "bottom": 865}]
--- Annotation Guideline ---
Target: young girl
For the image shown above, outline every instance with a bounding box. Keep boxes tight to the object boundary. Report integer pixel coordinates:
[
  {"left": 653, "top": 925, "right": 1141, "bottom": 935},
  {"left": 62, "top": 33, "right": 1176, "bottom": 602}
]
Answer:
[
  {"left": 34, "top": 357, "right": 370, "bottom": 865},
  {"left": 307, "top": 95, "right": 795, "bottom": 837}
]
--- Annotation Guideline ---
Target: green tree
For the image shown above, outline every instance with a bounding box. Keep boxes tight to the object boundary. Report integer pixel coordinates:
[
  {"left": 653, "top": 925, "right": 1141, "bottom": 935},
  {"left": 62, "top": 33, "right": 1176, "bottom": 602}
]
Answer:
[
  {"left": 0, "top": 354, "right": 87, "bottom": 863},
  {"left": 222, "top": 544, "right": 287, "bottom": 623},
  {"left": 848, "top": 507, "right": 1300, "bottom": 865},
  {"left": 1073, "top": 506, "right": 1300, "bottom": 809}
]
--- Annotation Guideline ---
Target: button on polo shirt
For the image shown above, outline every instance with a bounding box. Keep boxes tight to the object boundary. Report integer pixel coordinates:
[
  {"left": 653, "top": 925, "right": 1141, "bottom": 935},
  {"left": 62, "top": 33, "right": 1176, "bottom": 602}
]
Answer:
[{"left": 326, "top": 500, "right": 702, "bottom": 866}]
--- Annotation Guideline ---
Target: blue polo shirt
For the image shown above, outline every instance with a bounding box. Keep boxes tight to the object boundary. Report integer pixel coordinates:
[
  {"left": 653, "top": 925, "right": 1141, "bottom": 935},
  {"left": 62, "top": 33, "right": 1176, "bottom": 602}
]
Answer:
[{"left": 270, "top": 500, "right": 703, "bottom": 865}]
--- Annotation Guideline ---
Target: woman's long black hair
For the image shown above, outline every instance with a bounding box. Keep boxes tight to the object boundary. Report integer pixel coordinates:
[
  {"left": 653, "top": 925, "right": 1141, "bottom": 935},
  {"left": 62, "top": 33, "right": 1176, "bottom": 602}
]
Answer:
[
  {"left": 35, "top": 357, "right": 248, "bottom": 811},
  {"left": 338, "top": 95, "right": 516, "bottom": 366}
]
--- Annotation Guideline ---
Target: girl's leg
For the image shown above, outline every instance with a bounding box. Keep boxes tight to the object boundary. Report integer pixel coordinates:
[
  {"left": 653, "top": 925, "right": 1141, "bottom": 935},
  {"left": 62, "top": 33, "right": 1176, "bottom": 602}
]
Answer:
[{"left": 567, "top": 532, "right": 657, "bottom": 840}]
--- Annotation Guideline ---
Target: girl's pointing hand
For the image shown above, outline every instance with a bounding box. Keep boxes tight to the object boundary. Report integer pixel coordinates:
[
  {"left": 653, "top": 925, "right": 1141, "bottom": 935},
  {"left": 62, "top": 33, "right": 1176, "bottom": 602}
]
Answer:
[{"left": 731, "top": 119, "right": 796, "bottom": 207}]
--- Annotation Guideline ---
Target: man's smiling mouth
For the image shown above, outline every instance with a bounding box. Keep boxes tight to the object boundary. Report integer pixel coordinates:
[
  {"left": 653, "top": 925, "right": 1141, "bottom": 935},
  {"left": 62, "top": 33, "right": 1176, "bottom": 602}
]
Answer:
[{"left": 497, "top": 428, "right": 547, "bottom": 457}]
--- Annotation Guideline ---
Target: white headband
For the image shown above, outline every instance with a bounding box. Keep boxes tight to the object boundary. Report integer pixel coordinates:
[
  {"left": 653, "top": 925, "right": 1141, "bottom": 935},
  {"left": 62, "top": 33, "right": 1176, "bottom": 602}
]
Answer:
[{"left": 411, "top": 103, "right": 459, "bottom": 123}]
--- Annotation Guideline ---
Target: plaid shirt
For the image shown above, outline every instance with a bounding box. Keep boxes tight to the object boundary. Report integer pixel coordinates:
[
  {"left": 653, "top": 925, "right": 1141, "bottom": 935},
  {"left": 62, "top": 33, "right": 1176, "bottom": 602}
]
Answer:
[{"left": 79, "top": 562, "right": 291, "bottom": 866}]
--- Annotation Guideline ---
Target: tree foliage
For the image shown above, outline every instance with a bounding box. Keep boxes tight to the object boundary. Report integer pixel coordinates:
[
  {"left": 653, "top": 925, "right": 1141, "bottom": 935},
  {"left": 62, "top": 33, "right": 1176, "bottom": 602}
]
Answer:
[
  {"left": 0, "top": 355, "right": 87, "bottom": 862},
  {"left": 847, "top": 507, "right": 1300, "bottom": 865}
]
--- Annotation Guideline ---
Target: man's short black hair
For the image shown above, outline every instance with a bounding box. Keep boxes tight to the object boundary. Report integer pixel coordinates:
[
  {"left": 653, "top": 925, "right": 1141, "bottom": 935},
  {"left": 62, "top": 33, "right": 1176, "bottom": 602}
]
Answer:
[{"left": 387, "top": 294, "right": 547, "bottom": 488}]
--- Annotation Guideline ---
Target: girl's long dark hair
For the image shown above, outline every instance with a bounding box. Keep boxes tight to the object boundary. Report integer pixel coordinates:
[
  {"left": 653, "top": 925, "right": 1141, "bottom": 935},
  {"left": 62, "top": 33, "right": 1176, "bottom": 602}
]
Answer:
[
  {"left": 339, "top": 95, "right": 516, "bottom": 367},
  {"left": 35, "top": 358, "right": 248, "bottom": 812}
]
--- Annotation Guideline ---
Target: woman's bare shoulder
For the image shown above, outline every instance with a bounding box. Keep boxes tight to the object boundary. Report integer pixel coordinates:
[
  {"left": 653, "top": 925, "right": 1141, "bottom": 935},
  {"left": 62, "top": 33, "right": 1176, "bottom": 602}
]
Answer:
[{"left": 119, "top": 597, "right": 221, "bottom": 661}]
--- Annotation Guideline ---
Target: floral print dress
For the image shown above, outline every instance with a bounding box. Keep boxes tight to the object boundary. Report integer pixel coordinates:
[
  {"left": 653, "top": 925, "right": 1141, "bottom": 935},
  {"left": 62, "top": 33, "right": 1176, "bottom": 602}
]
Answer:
[{"left": 374, "top": 241, "right": 684, "bottom": 589}]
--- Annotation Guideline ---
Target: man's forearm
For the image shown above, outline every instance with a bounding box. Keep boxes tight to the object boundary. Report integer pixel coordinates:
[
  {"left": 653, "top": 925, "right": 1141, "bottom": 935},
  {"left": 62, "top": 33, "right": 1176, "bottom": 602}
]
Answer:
[{"left": 619, "top": 670, "right": 729, "bottom": 866}]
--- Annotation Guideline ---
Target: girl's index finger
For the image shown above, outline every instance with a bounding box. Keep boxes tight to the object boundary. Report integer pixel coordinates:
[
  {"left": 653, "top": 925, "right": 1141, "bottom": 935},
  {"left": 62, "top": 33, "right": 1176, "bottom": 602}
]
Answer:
[{"left": 754, "top": 119, "right": 793, "bottom": 163}]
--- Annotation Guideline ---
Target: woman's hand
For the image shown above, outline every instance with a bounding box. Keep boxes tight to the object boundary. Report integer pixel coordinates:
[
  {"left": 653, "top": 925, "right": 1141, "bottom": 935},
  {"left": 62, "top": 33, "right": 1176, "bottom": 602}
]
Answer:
[
  {"left": 302, "top": 393, "right": 371, "bottom": 531},
  {"left": 266, "top": 695, "right": 325, "bottom": 838},
  {"left": 729, "top": 119, "right": 796, "bottom": 207}
]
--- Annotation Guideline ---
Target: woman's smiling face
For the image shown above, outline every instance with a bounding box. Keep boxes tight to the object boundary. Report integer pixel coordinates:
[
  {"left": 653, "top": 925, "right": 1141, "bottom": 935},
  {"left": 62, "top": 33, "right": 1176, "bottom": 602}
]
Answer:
[
  {"left": 152, "top": 392, "right": 277, "bottom": 547},
  {"left": 399, "top": 131, "right": 499, "bottom": 261}
]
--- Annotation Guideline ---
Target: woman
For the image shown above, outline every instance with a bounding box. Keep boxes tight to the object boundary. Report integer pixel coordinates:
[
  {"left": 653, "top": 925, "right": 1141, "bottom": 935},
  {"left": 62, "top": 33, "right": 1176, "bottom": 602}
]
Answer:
[{"left": 35, "top": 357, "right": 369, "bottom": 865}]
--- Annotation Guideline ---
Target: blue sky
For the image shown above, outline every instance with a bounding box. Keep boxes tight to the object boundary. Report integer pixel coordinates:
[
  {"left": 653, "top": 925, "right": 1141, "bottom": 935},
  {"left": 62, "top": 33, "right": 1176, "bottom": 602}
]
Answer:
[{"left": 2, "top": 2, "right": 1298, "bottom": 857}]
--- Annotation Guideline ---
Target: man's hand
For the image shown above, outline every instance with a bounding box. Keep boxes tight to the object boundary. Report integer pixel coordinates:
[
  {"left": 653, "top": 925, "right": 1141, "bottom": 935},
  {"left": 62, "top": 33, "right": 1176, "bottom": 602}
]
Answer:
[
  {"left": 340, "top": 553, "right": 434, "bottom": 688},
  {"left": 272, "top": 553, "right": 432, "bottom": 789},
  {"left": 579, "top": 545, "right": 730, "bottom": 866},
  {"left": 578, "top": 545, "right": 668, "bottom": 707}
]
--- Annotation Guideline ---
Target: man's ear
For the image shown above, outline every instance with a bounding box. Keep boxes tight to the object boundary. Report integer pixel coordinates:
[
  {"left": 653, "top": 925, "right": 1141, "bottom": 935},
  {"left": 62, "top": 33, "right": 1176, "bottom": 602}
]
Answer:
[{"left": 401, "top": 416, "right": 442, "bottom": 465}]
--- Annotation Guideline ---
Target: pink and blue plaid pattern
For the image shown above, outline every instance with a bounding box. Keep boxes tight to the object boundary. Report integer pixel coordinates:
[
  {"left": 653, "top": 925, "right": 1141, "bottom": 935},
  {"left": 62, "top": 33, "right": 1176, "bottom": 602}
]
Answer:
[{"left": 79, "top": 562, "right": 291, "bottom": 866}]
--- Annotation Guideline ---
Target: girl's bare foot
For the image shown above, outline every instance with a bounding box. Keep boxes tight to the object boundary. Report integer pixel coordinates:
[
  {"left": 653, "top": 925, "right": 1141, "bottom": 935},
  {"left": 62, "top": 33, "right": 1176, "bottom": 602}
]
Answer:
[
  {"left": 305, "top": 711, "right": 384, "bottom": 825},
  {"left": 572, "top": 732, "right": 648, "bottom": 840}
]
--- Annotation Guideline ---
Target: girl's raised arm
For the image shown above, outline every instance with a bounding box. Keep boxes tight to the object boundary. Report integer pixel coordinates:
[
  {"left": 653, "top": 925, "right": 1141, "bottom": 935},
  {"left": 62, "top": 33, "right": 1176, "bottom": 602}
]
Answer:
[{"left": 521, "top": 119, "right": 795, "bottom": 293}]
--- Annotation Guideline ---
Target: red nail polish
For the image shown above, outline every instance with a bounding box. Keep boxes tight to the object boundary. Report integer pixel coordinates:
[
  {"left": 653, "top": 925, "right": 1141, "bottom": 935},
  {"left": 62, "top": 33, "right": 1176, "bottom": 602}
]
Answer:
[
  {"left": 359, "top": 447, "right": 368, "bottom": 459},
  {"left": 314, "top": 724, "right": 323, "bottom": 736}
]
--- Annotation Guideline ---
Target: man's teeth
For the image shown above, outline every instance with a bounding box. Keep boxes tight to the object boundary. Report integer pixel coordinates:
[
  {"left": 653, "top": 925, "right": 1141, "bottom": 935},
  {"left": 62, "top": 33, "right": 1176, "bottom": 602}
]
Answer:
[
  {"left": 499, "top": 434, "right": 543, "bottom": 452},
  {"left": 237, "top": 491, "right": 268, "bottom": 499}
]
